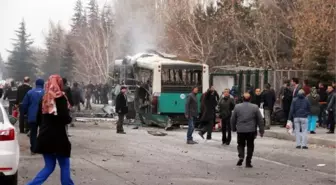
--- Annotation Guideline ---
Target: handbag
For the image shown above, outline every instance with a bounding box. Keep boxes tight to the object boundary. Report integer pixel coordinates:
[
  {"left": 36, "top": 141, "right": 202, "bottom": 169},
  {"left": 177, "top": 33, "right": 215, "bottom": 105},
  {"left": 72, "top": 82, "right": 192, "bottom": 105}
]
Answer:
[{"left": 286, "top": 120, "right": 293, "bottom": 135}]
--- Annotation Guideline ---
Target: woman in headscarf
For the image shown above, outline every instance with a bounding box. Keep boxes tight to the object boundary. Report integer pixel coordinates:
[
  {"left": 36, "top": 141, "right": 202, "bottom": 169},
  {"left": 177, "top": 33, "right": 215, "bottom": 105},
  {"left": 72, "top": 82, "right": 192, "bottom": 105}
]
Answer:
[
  {"left": 27, "top": 75, "right": 74, "bottom": 185},
  {"left": 307, "top": 87, "right": 320, "bottom": 134}
]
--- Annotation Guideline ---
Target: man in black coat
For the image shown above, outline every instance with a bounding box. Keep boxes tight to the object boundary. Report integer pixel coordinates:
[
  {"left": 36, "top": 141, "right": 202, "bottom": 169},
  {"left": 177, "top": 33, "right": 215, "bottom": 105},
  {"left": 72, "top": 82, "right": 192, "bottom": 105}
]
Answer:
[
  {"left": 17, "top": 77, "right": 32, "bottom": 133},
  {"left": 261, "top": 84, "right": 276, "bottom": 130},
  {"left": 115, "top": 86, "right": 128, "bottom": 134},
  {"left": 62, "top": 78, "right": 74, "bottom": 107},
  {"left": 4, "top": 81, "right": 18, "bottom": 116}
]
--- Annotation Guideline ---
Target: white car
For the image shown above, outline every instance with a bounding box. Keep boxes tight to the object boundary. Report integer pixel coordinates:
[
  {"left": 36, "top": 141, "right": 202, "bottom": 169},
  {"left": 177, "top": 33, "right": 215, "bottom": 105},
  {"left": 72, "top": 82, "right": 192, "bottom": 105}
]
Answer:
[{"left": 0, "top": 102, "right": 19, "bottom": 185}]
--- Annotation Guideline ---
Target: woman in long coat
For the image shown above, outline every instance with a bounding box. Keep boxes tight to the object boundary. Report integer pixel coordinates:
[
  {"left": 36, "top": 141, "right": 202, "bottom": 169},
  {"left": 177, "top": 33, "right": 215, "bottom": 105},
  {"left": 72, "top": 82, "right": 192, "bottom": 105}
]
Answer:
[
  {"left": 199, "top": 88, "right": 217, "bottom": 140},
  {"left": 27, "top": 75, "right": 74, "bottom": 185}
]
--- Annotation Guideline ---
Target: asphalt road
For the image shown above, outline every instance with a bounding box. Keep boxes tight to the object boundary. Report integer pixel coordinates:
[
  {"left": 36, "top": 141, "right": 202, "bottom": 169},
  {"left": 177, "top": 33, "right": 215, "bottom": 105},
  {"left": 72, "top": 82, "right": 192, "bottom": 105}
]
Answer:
[{"left": 18, "top": 121, "right": 336, "bottom": 185}]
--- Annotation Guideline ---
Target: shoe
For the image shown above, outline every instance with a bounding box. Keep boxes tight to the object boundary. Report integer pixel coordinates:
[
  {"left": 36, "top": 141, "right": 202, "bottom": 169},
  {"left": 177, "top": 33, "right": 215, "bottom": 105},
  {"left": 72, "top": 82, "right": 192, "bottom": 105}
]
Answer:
[
  {"left": 296, "top": 146, "right": 301, "bottom": 149},
  {"left": 302, "top": 146, "right": 308, "bottom": 149},
  {"left": 236, "top": 159, "right": 243, "bottom": 166},
  {"left": 225, "top": 142, "right": 230, "bottom": 145},
  {"left": 186, "top": 140, "right": 198, "bottom": 144},
  {"left": 70, "top": 123, "right": 75, "bottom": 127},
  {"left": 246, "top": 163, "right": 253, "bottom": 168},
  {"left": 265, "top": 126, "right": 270, "bottom": 130},
  {"left": 310, "top": 131, "right": 316, "bottom": 134},
  {"left": 198, "top": 132, "right": 204, "bottom": 139},
  {"left": 326, "top": 131, "right": 334, "bottom": 134},
  {"left": 117, "top": 131, "right": 126, "bottom": 134}
]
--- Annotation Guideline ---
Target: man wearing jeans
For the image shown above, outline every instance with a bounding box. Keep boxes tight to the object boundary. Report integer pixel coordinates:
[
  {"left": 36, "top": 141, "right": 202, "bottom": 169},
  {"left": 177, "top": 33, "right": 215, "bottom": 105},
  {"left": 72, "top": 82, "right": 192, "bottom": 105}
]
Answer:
[
  {"left": 288, "top": 89, "right": 311, "bottom": 149},
  {"left": 185, "top": 87, "right": 199, "bottom": 144},
  {"left": 22, "top": 79, "right": 45, "bottom": 155}
]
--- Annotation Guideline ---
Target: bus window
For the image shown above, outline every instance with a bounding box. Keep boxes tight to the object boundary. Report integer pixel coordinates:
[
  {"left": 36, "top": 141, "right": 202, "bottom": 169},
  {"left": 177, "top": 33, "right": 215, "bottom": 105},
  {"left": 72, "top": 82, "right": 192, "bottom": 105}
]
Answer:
[{"left": 161, "top": 68, "right": 203, "bottom": 92}]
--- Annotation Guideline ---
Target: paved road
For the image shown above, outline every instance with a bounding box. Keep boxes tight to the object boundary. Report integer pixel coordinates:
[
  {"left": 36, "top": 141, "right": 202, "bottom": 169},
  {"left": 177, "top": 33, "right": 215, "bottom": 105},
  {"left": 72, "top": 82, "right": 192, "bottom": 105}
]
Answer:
[{"left": 18, "top": 121, "right": 336, "bottom": 185}]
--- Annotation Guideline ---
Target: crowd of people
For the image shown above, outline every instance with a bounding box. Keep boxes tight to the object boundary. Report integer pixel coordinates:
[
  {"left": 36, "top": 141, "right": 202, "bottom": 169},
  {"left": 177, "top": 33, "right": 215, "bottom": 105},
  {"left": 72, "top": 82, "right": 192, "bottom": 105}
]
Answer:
[{"left": 185, "top": 78, "right": 336, "bottom": 167}]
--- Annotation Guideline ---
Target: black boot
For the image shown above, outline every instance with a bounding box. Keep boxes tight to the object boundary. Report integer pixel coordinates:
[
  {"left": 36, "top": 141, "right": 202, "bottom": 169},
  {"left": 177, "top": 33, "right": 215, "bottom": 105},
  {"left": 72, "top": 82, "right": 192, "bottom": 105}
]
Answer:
[
  {"left": 236, "top": 159, "right": 243, "bottom": 166},
  {"left": 246, "top": 162, "right": 253, "bottom": 168}
]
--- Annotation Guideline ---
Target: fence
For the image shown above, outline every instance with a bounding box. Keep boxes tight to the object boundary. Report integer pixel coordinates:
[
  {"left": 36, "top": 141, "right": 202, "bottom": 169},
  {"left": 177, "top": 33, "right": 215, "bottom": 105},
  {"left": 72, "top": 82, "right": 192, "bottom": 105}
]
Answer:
[{"left": 211, "top": 65, "right": 309, "bottom": 95}]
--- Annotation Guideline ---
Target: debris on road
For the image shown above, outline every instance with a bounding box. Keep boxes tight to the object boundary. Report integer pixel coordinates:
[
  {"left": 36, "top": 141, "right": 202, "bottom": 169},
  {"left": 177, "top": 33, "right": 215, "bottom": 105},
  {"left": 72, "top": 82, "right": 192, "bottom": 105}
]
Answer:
[{"left": 147, "top": 131, "right": 167, "bottom": 136}]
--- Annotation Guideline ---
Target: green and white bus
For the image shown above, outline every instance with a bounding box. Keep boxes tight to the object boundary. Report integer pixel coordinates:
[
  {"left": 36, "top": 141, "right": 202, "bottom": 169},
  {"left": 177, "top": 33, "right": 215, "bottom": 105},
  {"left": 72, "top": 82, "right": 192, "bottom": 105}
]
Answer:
[{"left": 131, "top": 52, "right": 209, "bottom": 128}]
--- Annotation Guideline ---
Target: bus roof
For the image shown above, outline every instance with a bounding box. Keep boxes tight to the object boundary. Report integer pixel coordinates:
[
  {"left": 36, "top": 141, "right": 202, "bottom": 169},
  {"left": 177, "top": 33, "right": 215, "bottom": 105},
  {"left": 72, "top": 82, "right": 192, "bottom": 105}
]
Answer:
[{"left": 134, "top": 54, "right": 206, "bottom": 69}]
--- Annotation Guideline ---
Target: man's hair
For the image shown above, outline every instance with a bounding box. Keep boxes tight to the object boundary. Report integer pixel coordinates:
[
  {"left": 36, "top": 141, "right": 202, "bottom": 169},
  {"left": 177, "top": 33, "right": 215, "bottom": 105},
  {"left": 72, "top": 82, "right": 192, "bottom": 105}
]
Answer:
[
  {"left": 191, "top": 86, "right": 198, "bottom": 91},
  {"left": 243, "top": 92, "right": 251, "bottom": 102},
  {"left": 298, "top": 89, "right": 305, "bottom": 95},
  {"left": 265, "top": 83, "right": 271, "bottom": 90},
  {"left": 292, "top": 78, "right": 299, "bottom": 84},
  {"left": 23, "top": 76, "right": 30, "bottom": 83},
  {"left": 224, "top": 88, "right": 230, "bottom": 92}
]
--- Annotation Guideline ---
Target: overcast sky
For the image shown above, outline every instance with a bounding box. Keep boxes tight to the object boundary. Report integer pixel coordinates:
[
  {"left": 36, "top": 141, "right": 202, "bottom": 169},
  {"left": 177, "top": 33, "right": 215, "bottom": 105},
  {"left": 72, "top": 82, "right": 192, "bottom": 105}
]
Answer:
[{"left": 0, "top": 0, "right": 109, "bottom": 60}]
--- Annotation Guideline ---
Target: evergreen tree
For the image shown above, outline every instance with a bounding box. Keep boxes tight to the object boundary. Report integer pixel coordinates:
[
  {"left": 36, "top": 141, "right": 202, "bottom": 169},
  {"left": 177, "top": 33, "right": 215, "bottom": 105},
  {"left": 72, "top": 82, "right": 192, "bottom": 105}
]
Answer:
[
  {"left": 71, "top": 0, "right": 84, "bottom": 34},
  {"left": 42, "top": 23, "right": 65, "bottom": 79},
  {"left": 6, "top": 19, "right": 36, "bottom": 81},
  {"left": 60, "top": 39, "right": 75, "bottom": 81},
  {"left": 87, "top": 0, "right": 99, "bottom": 28},
  {"left": 308, "top": 49, "right": 333, "bottom": 85}
]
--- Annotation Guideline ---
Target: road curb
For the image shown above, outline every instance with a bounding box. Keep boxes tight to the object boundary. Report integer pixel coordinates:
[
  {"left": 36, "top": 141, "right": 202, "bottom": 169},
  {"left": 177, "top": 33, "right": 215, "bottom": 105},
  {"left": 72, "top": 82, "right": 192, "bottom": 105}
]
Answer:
[{"left": 264, "top": 131, "right": 336, "bottom": 147}]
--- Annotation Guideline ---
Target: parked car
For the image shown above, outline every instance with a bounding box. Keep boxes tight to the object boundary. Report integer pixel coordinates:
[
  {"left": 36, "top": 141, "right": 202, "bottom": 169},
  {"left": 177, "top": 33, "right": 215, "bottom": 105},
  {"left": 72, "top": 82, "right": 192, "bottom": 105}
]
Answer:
[{"left": 0, "top": 102, "right": 19, "bottom": 185}]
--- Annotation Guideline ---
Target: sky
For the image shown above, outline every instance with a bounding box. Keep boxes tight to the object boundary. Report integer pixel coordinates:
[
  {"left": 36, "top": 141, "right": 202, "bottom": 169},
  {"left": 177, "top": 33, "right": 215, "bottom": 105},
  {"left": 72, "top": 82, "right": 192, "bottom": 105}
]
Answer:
[{"left": 0, "top": 0, "right": 109, "bottom": 60}]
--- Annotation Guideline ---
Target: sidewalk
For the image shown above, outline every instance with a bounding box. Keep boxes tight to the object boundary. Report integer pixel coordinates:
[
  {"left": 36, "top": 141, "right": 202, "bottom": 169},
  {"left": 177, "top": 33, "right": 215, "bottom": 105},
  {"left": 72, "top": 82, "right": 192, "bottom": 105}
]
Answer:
[{"left": 264, "top": 126, "right": 336, "bottom": 147}]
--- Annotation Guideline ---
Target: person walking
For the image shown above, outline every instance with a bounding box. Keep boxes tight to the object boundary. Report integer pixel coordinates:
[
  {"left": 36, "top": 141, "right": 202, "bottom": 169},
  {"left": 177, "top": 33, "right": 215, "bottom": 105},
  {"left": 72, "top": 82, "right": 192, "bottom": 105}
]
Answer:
[
  {"left": 71, "top": 82, "right": 84, "bottom": 112},
  {"left": 317, "top": 82, "right": 328, "bottom": 128},
  {"left": 115, "top": 86, "right": 128, "bottom": 134},
  {"left": 22, "top": 79, "right": 45, "bottom": 155},
  {"left": 261, "top": 84, "right": 276, "bottom": 130},
  {"left": 282, "top": 81, "right": 293, "bottom": 127},
  {"left": 185, "top": 87, "right": 199, "bottom": 144},
  {"left": 326, "top": 85, "right": 335, "bottom": 134},
  {"left": 16, "top": 77, "right": 32, "bottom": 133},
  {"left": 85, "top": 81, "right": 94, "bottom": 110},
  {"left": 199, "top": 87, "right": 217, "bottom": 140},
  {"left": 27, "top": 75, "right": 74, "bottom": 185},
  {"left": 218, "top": 88, "right": 235, "bottom": 145},
  {"left": 231, "top": 93, "right": 264, "bottom": 168},
  {"left": 62, "top": 78, "right": 74, "bottom": 130},
  {"left": 288, "top": 89, "right": 311, "bottom": 149},
  {"left": 3, "top": 81, "right": 18, "bottom": 117},
  {"left": 307, "top": 87, "right": 320, "bottom": 134}
]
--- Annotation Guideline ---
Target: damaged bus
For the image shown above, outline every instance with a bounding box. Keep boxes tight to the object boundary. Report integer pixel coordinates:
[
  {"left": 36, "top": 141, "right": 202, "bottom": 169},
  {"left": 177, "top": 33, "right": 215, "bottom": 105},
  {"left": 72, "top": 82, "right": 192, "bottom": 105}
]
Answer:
[{"left": 132, "top": 52, "right": 209, "bottom": 129}]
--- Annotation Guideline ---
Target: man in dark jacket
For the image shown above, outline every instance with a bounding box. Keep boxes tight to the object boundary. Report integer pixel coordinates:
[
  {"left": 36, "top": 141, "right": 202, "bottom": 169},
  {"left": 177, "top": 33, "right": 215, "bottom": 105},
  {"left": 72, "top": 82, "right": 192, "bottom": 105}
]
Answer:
[
  {"left": 62, "top": 78, "right": 74, "bottom": 107},
  {"left": 231, "top": 93, "right": 264, "bottom": 168},
  {"left": 3, "top": 81, "right": 18, "bottom": 116},
  {"left": 318, "top": 82, "right": 328, "bottom": 127},
  {"left": 218, "top": 88, "right": 235, "bottom": 145},
  {"left": 0, "top": 85, "right": 3, "bottom": 98},
  {"left": 326, "top": 85, "right": 335, "bottom": 134},
  {"left": 261, "top": 84, "right": 276, "bottom": 130},
  {"left": 291, "top": 78, "right": 301, "bottom": 98},
  {"left": 251, "top": 88, "right": 262, "bottom": 107},
  {"left": 288, "top": 90, "right": 311, "bottom": 149},
  {"left": 115, "top": 86, "right": 128, "bottom": 134},
  {"left": 185, "top": 87, "right": 199, "bottom": 144},
  {"left": 71, "top": 82, "right": 84, "bottom": 111},
  {"left": 22, "top": 79, "right": 45, "bottom": 154},
  {"left": 85, "top": 81, "right": 94, "bottom": 110},
  {"left": 17, "top": 77, "right": 32, "bottom": 133},
  {"left": 199, "top": 87, "right": 217, "bottom": 140}
]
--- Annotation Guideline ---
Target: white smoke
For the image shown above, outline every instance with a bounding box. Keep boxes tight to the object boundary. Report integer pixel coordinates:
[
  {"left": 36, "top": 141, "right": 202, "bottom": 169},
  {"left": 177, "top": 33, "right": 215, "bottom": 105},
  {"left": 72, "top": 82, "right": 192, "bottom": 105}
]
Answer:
[{"left": 113, "top": 0, "right": 164, "bottom": 55}]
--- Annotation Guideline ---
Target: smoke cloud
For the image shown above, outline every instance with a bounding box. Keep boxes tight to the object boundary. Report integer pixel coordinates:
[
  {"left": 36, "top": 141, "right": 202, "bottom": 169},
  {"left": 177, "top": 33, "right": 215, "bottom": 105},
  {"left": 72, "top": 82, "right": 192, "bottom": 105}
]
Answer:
[{"left": 113, "top": 0, "right": 164, "bottom": 56}]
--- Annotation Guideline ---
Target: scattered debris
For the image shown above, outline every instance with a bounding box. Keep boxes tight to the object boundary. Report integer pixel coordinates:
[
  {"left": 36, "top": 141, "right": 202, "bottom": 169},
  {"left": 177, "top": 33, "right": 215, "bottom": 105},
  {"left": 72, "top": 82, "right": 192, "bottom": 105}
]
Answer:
[
  {"left": 112, "top": 154, "right": 125, "bottom": 157},
  {"left": 132, "top": 126, "right": 139, "bottom": 129},
  {"left": 147, "top": 131, "right": 168, "bottom": 136},
  {"left": 317, "top": 164, "right": 326, "bottom": 167}
]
